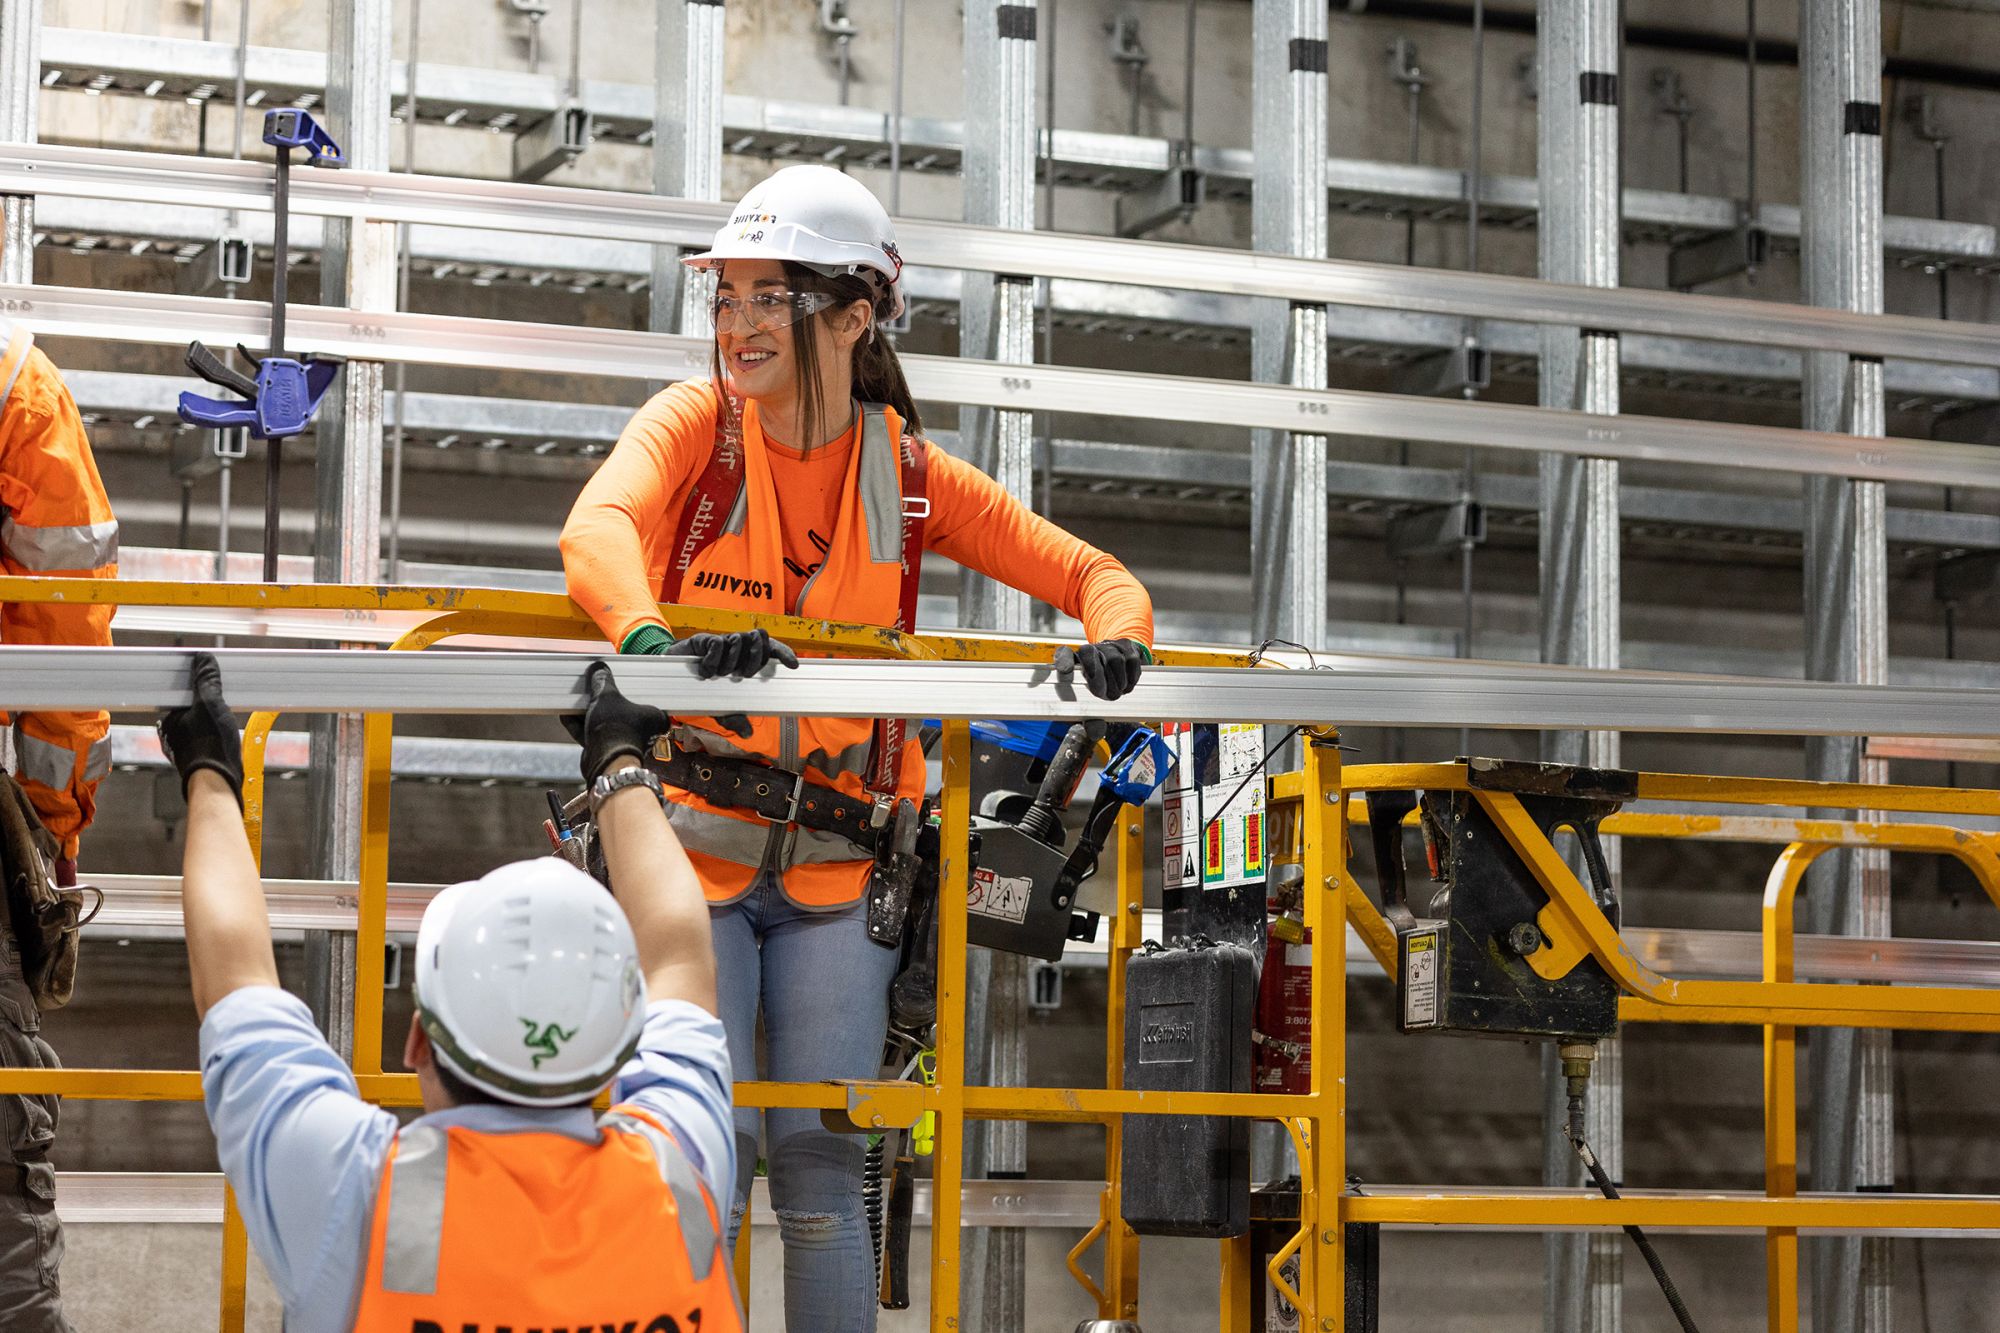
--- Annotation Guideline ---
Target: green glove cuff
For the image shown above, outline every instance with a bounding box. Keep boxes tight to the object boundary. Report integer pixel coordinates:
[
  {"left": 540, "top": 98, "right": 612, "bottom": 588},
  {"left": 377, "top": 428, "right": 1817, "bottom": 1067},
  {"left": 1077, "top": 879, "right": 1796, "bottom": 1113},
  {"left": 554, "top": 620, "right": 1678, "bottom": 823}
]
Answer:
[
  {"left": 1130, "top": 640, "right": 1154, "bottom": 665},
  {"left": 620, "top": 623, "right": 677, "bottom": 655}
]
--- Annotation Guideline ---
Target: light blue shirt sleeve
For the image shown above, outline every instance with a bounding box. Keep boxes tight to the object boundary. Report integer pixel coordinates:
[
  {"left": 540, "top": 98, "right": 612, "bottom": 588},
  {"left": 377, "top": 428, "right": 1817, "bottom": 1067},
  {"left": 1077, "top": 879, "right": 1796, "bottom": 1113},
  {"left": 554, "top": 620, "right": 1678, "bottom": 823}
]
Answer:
[
  {"left": 198, "top": 986, "right": 397, "bottom": 1333},
  {"left": 612, "top": 999, "right": 737, "bottom": 1206}
]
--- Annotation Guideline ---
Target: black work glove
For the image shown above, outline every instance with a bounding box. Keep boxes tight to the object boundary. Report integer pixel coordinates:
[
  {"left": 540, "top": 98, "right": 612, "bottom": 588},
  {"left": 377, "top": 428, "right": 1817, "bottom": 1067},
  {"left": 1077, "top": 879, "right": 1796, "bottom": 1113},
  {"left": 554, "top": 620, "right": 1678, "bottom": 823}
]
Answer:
[
  {"left": 156, "top": 652, "right": 245, "bottom": 809},
  {"left": 668, "top": 629, "right": 801, "bottom": 681},
  {"left": 1055, "top": 639, "right": 1150, "bottom": 702},
  {"left": 562, "top": 661, "right": 674, "bottom": 783}
]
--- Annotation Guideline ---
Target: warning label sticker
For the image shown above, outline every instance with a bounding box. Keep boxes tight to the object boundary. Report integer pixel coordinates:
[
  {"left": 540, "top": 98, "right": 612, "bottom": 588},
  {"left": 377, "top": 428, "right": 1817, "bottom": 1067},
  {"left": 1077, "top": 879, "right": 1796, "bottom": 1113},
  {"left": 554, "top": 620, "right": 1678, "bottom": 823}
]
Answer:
[
  {"left": 1204, "top": 722, "right": 1267, "bottom": 890},
  {"left": 1162, "top": 837, "right": 1199, "bottom": 889},
  {"left": 968, "top": 866, "right": 1033, "bottom": 925},
  {"left": 1402, "top": 930, "right": 1439, "bottom": 1028}
]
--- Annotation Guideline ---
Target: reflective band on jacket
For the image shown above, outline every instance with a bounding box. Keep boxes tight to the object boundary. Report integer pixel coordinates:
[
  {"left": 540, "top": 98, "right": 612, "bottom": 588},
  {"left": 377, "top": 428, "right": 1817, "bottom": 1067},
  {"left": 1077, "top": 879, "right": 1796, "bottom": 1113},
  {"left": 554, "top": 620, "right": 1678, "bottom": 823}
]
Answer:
[
  {"left": 13, "top": 727, "right": 77, "bottom": 791},
  {"left": 378, "top": 1125, "right": 448, "bottom": 1296},
  {"left": 665, "top": 801, "right": 867, "bottom": 867},
  {"left": 669, "top": 723, "right": 875, "bottom": 784},
  {"left": 0, "top": 513, "right": 119, "bottom": 572},
  {"left": 82, "top": 735, "right": 111, "bottom": 783},
  {"left": 599, "top": 1111, "right": 719, "bottom": 1281}
]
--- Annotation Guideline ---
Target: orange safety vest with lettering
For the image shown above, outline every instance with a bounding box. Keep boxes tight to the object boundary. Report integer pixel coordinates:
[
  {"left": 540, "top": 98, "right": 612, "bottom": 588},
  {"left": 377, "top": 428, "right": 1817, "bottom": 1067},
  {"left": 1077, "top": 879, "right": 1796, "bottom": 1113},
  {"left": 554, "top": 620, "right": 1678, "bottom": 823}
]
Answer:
[
  {"left": 655, "top": 386, "right": 928, "bottom": 910},
  {"left": 349, "top": 1104, "right": 742, "bottom": 1333}
]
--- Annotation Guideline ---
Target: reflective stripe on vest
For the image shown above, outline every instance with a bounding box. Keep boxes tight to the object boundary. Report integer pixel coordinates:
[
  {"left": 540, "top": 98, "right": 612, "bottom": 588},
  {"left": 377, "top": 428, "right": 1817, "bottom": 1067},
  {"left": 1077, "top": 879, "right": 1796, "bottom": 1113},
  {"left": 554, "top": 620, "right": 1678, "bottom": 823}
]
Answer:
[
  {"left": 0, "top": 513, "right": 119, "bottom": 573},
  {"left": 665, "top": 800, "right": 868, "bottom": 868},
  {"left": 669, "top": 722, "right": 875, "bottom": 785},
  {"left": 598, "top": 1110, "right": 719, "bottom": 1282},
  {"left": 379, "top": 1124, "right": 448, "bottom": 1296}
]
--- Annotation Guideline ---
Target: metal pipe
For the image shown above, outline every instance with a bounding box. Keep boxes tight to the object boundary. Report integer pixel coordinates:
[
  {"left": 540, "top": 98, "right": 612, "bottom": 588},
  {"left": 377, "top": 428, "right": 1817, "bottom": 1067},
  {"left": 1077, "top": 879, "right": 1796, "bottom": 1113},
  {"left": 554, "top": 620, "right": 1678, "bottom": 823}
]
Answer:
[
  {"left": 566, "top": 0, "right": 584, "bottom": 102},
  {"left": 1181, "top": 0, "right": 1197, "bottom": 153},
  {"left": 387, "top": 0, "right": 421, "bottom": 582},
  {"left": 1745, "top": 0, "right": 1759, "bottom": 271},
  {"left": 1037, "top": 0, "right": 1058, "bottom": 525},
  {"left": 1466, "top": 0, "right": 1483, "bottom": 274},
  {"left": 888, "top": 0, "right": 905, "bottom": 214}
]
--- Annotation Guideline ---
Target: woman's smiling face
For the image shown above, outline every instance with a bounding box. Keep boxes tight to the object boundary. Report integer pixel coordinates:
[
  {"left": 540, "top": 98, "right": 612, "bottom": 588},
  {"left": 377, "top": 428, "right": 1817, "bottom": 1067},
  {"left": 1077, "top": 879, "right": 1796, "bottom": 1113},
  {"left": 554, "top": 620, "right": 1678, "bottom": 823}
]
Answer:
[{"left": 714, "top": 258, "right": 804, "bottom": 403}]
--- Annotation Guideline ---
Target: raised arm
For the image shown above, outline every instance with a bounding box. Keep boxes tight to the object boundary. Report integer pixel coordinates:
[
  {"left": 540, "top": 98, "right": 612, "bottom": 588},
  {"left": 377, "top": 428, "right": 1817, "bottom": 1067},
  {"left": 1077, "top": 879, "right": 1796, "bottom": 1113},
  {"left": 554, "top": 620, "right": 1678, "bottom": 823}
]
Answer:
[
  {"left": 156, "top": 654, "right": 280, "bottom": 1018},
  {"left": 568, "top": 663, "right": 718, "bottom": 1014},
  {"left": 923, "top": 442, "right": 1156, "bottom": 699},
  {"left": 560, "top": 381, "right": 717, "bottom": 651}
]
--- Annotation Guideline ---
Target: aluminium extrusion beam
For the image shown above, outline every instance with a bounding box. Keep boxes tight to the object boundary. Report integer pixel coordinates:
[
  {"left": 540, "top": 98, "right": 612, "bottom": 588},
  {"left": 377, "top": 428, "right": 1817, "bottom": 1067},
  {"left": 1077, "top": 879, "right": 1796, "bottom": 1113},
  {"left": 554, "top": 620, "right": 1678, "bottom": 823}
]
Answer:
[
  {"left": 0, "top": 0, "right": 37, "bottom": 287},
  {"left": 34, "top": 28, "right": 2000, "bottom": 267},
  {"left": 14, "top": 282, "right": 2000, "bottom": 492},
  {"left": 10, "top": 648, "right": 2000, "bottom": 738},
  {"left": 70, "top": 373, "right": 2000, "bottom": 556},
  {"left": 1536, "top": 2, "right": 1623, "bottom": 1328},
  {"left": 24, "top": 188, "right": 2000, "bottom": 406},
  {"left": 1800, "top": 5, "right": 1894, "bottom": 1329},
  {"left": 11, "top": 143, "right": 2000, "bottom": 370}
]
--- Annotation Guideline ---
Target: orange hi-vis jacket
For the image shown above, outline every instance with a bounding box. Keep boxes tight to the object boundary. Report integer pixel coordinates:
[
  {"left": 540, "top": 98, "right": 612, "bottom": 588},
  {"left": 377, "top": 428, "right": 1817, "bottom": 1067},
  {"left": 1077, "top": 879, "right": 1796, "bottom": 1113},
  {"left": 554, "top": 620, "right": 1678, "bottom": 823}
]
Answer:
[
  {"left": 350, "top": 1104, "right": 742, "bottom": 1333},
  {"left": 0, "top": 320, "right": 117, "bottom": 859},
  {"left": 561, "top": 379, "right": 1155, "bottom": 909}
]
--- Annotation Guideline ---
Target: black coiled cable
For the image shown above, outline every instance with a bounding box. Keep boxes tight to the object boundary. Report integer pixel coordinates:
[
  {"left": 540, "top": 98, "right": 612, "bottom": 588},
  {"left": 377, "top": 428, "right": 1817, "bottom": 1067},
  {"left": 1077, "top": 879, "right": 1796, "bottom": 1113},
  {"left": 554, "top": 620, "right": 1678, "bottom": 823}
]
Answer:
[
  {"left": 1567, "top": 1099, "right": 1701, "bottom": 1333},
  {"left": 863, "top": 1136, "right": 886, "bottom": 1282}
]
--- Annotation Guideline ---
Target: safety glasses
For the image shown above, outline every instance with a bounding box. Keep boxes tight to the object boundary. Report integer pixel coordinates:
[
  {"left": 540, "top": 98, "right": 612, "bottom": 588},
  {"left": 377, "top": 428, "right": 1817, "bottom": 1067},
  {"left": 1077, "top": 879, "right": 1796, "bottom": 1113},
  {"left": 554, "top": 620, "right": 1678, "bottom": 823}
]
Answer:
[{"left": 709, "top": 289, "right": 840, "bottom": 334}]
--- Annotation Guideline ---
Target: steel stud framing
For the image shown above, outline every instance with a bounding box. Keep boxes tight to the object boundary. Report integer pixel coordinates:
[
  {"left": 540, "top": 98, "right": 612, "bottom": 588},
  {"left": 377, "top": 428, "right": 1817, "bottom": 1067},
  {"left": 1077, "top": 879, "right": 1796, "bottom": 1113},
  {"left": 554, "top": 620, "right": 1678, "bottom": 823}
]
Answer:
[
  {"left": 1536, "top": 1, "right": 1624, "bottom": 1327},
  {"left": 1250, "top": 0, "right": 1331, "bottom": 654},
  {"left": 305, "top": 0, "right": 397, "bottom": 1060},
  {"left": 1800, "top": 3, "right": 1893, "bottom": 1329},
  {"left": 652, "top": 0, "right": 726, "bottom": 339}
]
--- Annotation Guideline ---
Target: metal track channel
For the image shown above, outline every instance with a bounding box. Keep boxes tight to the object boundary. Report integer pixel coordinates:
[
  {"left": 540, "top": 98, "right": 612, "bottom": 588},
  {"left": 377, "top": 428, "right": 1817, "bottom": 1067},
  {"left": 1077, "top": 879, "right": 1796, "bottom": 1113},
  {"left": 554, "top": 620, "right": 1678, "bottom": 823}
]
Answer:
[
  {"left": 10, "top": 647, "right": 2000, "bottom": 735},
  {"left": 11, "top": 283, "right": 1999, "bottom": 490}
]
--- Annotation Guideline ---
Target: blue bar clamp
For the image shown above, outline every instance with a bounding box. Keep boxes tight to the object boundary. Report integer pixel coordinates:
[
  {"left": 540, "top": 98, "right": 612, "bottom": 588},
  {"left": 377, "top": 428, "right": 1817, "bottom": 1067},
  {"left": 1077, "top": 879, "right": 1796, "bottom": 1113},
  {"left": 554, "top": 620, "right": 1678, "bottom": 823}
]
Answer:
[{"left": 176, "top": 109, "right": 348, "bottom": 580}]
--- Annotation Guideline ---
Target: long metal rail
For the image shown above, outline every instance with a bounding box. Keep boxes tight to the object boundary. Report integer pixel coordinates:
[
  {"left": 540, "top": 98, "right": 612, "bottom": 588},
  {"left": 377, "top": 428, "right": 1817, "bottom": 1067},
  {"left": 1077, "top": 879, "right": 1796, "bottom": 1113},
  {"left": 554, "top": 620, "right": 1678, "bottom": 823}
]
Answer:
[
  {"left": 12, "top": 646, "right": 2000, "bottom": 736},
  {"left": 9, "top": 142, "right": 2000, "bottom": 369},
  {"left": 13, "top": 283, "right": 1999, "bottom": 490},
  {"left": 35, "top": 195, "right": 2000, "bottom": 408},
  {"left": 35, "top": 28, "right": 2000, "bottom": 266}
]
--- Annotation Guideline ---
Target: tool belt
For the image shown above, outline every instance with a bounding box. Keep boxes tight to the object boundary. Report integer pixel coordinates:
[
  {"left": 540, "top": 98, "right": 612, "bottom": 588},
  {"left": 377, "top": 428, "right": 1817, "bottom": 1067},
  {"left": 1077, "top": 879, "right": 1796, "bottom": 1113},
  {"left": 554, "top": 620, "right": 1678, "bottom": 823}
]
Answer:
[{"left": 652, "top": 748, "right": 937, "bottom": 949}]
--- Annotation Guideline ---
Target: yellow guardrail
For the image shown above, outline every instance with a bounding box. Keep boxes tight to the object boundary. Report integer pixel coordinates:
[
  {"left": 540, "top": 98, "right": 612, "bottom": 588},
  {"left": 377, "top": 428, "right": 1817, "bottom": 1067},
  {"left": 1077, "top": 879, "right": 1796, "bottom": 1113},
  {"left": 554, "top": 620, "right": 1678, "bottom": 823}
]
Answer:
[{"left": 1, "top": 577, "right": 1998, "bottom": 1331}]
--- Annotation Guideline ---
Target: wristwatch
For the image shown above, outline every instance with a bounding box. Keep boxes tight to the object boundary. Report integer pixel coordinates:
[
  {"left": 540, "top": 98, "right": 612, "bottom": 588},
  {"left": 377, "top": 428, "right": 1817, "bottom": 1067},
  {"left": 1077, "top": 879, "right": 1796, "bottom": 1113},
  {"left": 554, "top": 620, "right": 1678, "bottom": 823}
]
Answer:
[{"left": 590, "top": 763, "right": 665, "bottom": 815}]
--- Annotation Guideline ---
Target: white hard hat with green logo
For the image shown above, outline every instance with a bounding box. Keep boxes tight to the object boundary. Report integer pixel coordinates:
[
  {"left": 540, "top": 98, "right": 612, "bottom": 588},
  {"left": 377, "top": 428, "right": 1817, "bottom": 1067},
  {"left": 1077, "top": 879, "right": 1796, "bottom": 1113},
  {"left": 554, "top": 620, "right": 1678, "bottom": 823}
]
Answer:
[{"left": 413, "top": 859, "right": 647, "bottom": 1106}]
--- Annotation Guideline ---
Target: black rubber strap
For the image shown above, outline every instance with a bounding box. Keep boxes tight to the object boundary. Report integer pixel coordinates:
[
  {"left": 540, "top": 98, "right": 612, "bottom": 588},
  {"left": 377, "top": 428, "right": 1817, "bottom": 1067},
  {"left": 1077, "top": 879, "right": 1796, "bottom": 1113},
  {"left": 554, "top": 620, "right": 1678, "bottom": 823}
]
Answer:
[
  {"left": 1844, "top": 100, "right": 1882, "bottom": 135},
  {"left": 1289, "top": 38, "right": 1328, "bottom": 74},
  {"left": 1579, "top": 71, "right": 1619, "bottom": 105}
]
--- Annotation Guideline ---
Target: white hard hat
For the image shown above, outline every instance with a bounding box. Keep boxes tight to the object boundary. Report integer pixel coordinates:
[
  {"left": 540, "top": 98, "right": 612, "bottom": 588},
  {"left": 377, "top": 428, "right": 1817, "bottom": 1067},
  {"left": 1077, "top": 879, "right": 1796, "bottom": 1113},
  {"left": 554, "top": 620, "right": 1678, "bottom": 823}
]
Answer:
[
  {"left": 685, "top": 165, "right": 906, "bottom": 318},
  {"left": 412, "top": 858, "right": 647, "bottom": 1107}
]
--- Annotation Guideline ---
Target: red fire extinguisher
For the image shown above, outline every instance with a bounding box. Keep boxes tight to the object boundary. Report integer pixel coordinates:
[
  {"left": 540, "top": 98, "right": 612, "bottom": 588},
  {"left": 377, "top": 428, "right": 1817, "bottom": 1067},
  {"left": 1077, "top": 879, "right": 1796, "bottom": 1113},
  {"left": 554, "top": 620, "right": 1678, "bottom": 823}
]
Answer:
[{"left": 1253, "top": 919, "right": 1313, "bottom": 1095}]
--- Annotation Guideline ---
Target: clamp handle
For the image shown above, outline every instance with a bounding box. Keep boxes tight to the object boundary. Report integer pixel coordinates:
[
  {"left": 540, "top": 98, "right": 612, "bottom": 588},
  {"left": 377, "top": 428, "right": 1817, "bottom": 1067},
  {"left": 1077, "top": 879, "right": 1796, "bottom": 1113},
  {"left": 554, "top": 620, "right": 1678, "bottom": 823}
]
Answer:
[{"left": 261, "top": 108, "right": 345, "bottom": 166}]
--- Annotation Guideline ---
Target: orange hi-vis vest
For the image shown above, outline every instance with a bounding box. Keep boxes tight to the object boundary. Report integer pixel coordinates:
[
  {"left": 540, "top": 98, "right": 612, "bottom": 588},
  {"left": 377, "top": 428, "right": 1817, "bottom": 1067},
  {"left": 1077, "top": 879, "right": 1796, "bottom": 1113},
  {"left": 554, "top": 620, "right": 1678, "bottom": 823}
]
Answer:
[
  {"left": 0, "top": 318, "right": 119, "bottom": 858},
  {"left": 350, "top": 1104, "right": 742, "bottom": 1333},
  {"left": 658, "top": 388, "right": 928, "bottom": 910}
]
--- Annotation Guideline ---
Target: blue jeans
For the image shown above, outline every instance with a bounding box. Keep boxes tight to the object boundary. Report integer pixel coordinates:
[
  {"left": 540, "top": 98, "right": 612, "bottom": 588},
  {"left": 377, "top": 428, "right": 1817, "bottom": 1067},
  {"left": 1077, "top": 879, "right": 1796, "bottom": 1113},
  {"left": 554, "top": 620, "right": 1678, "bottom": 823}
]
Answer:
[{"left": 713, "top": 880, "right": 900, "bottom": 1333}]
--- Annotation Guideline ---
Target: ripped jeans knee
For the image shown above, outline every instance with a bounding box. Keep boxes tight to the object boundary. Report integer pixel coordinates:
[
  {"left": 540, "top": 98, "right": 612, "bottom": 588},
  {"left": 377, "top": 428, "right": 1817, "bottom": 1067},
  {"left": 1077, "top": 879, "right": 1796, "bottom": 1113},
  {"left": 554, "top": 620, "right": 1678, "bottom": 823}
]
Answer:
[{"left": 766, "top": 1129, "right": 866, "bottom": 1245}]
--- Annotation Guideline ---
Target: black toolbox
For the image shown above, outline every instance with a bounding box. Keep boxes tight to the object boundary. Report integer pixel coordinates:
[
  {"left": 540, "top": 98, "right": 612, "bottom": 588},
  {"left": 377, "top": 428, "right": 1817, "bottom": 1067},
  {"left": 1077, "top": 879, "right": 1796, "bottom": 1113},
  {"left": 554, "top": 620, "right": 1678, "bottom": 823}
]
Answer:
[{"left": 1119, "top": 938, "right": 1257, "bottom": 1236}]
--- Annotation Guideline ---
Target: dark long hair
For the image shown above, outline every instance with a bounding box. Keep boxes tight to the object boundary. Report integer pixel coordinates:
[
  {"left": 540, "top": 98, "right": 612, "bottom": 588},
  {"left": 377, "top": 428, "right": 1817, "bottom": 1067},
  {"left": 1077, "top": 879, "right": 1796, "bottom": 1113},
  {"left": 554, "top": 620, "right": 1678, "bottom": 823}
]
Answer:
[{"left": 709, "top": 261, "right": 922, "bottom": 448}]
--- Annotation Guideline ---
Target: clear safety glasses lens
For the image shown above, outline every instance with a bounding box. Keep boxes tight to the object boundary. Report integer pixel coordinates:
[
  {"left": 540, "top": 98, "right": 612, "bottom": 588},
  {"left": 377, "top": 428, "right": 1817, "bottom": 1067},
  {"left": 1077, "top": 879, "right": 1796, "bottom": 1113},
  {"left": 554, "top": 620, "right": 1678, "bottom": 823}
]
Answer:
[{"left": 709, "top": 290, "right": 839, "bottom": 334}]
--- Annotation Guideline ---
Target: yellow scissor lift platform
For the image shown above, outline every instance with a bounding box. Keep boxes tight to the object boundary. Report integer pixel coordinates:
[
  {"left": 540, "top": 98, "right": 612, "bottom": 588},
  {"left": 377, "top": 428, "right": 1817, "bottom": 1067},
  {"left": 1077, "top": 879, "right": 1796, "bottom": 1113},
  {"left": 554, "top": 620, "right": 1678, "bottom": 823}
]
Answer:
[{"left": 2, "top": 575, "right": 1998, "bottom": 1332}]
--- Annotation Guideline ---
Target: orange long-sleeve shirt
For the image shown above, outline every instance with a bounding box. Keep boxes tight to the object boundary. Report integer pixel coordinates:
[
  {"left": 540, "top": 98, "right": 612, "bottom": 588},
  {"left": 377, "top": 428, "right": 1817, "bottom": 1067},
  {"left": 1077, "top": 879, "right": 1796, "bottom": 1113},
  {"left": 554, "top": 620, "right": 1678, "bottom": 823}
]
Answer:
[
  {"left": 561, "top": 381, "right": 1153, "bottom": 650},
  {"left": 0, "top": 322, "right": 118, "bottom": 858}
]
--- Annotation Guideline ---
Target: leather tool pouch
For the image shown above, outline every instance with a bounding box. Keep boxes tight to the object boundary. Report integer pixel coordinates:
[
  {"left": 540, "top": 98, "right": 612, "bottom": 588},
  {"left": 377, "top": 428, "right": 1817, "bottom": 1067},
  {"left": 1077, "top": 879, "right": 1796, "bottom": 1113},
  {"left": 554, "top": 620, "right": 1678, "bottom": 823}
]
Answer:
[
  {"left": 865, "top": 799, "right": 928, "bottom": 949},
  {"left": 0, "top": 774, "right": 101, "bottom": 1011}
]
